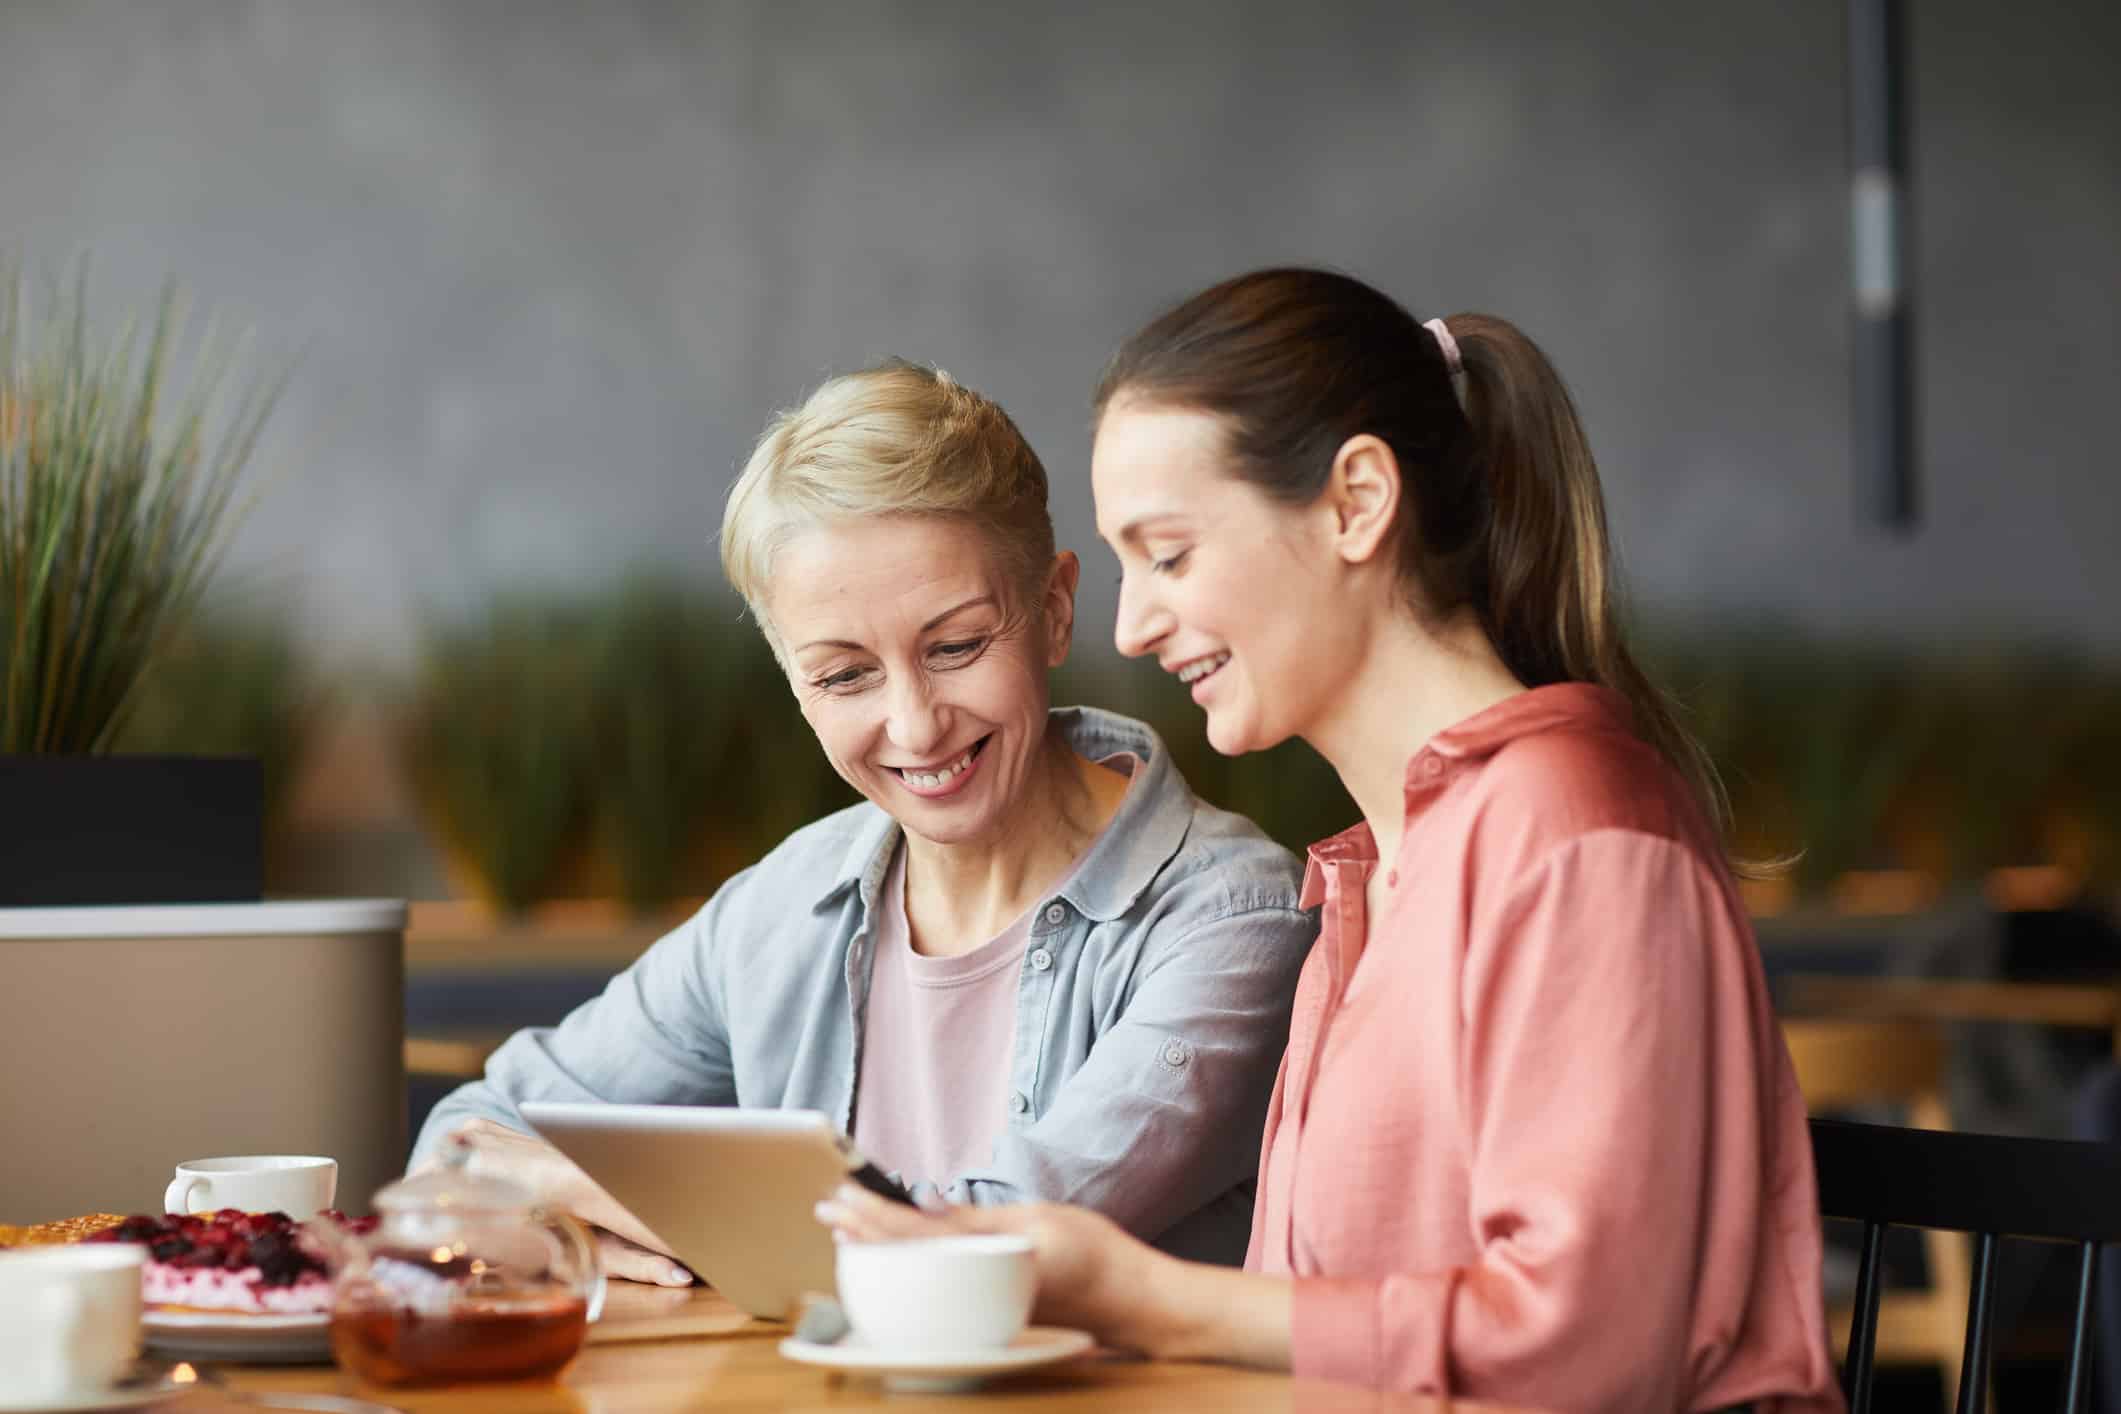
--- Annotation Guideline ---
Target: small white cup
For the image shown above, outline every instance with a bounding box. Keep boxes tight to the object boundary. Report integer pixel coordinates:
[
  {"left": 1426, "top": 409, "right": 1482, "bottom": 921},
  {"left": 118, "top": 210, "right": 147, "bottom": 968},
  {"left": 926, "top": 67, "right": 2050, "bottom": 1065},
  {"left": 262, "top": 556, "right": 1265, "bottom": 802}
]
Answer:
[
  {"left": 0, "top": 1243, "right": 144, "bottom": 1402},
  {"left": 834, "top": 1235, "right": 1035, "bottom": 1354},
  {"left": 164, "top": 1154, "right": 338, "bottom": 1218}
]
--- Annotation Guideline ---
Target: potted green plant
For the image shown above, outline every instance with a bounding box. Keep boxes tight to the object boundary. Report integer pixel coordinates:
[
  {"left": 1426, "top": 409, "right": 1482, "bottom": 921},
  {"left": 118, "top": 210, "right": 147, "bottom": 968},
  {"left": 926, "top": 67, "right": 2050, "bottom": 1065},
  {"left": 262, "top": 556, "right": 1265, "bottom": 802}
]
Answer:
[
  {"left": 0, "top": 268, "right": 287, "bottom": 904},
  {"left": 0, "top": 269, "right": 408, "bottom": 1218},
  {"left": 113, "top": 599, "right": 329, "bottom": 887}
]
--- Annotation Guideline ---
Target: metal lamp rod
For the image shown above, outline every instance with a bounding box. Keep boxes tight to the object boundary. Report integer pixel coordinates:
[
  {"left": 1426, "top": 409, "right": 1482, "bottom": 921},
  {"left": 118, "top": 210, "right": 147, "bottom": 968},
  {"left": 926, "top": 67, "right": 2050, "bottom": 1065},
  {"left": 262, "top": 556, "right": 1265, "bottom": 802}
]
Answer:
[{"left": 1848, "top": 0, "right": 1917, "bottom": 530}]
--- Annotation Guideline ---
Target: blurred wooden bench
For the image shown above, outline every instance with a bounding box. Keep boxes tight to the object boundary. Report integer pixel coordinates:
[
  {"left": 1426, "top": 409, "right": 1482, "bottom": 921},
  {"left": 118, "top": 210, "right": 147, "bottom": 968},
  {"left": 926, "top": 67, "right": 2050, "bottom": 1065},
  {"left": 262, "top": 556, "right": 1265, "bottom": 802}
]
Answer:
[
  {"left": 1782, "top": 974, "right": 2121, "bottom": 1055},
  {"left": 404, "top": 1031, "right": 510, "bottom": 1079}
]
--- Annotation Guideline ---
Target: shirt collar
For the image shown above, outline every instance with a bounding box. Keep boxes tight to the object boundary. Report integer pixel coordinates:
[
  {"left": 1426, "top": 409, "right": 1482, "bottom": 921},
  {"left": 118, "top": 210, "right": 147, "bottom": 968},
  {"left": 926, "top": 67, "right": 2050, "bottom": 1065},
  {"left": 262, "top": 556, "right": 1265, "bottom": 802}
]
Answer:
[
  {"left": 1421, "top": 681, "right": 1634, "bottom": 765},
  {"left": 813, "top": 706, "right": 1193, "bottom": 923},
  {"left": 1298, "top": 682, "right": 1637, "bottom": 907},
  {"left": 1298, "top": 822, "right": 1376, "bottom": 909}
]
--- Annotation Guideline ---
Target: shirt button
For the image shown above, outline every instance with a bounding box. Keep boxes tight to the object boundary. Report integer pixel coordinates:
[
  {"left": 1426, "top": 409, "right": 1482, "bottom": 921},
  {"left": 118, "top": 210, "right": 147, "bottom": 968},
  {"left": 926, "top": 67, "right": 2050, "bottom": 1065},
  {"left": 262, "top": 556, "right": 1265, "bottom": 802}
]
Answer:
[
  {"left": 1043, "top": 903, "right": 1068, "bottom": 926},
  {"left": 1029, "top": 948, "right": 1053, "bottom": 972},
  {"left": 1420, "top": 757, "right": 1443, "bottom": 778},
  {"left": 1161, "top": 1039, "right": 1192, "bottom": 1068},
  {"left": 1386, "top": 870, "right": 1399, "bottom": 887},
  {"left": 1009, "top": 1091, "right": 1030, "bottom": 1115}
]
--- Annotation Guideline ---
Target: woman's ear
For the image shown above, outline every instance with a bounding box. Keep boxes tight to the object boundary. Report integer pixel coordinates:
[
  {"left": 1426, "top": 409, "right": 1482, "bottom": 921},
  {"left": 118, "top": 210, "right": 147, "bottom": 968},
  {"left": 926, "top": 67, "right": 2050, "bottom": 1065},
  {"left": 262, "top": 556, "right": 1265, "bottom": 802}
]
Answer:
[
  {"left": 1322, "top": 434, "right": 1402, "bottom": 567},
  {"left": 1042, "top": 551, "right": 1081, "bottom": 667}
]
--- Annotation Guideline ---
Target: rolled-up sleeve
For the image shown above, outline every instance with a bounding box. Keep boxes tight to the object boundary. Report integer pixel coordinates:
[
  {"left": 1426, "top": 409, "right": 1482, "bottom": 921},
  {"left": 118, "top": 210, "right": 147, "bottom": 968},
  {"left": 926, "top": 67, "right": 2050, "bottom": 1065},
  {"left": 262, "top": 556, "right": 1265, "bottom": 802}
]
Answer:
[
  {"left": 942, "top": 901, "right": 1313, "bottom": 1249},
  {"left": 408, "top": 877, "right": 742, "bottom": 1169},
  {"left": 1292, "top": 832, "right": 1765, "bottom": 1411}
]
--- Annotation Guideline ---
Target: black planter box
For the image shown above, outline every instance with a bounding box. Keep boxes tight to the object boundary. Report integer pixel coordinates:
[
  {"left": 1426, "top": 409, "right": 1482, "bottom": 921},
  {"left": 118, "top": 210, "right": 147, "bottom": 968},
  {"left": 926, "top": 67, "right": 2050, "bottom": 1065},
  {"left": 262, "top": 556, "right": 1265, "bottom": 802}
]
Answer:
[{"left": 0, "top": 755, "right": 263, "bottom": 906}]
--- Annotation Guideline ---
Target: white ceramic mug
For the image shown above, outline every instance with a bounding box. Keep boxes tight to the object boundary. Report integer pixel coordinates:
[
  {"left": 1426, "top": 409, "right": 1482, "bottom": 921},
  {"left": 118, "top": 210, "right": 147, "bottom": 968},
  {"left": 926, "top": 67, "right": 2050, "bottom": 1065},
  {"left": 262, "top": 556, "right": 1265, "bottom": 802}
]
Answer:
[
  {"left": 164, "top": 1154, "right": 338, "bottom": 1218},
  {"left": 834, "top": 1234, "right": 1035, "bottom": 1353},
  {"left": 0, "top": 1243, "right": 144, "bottom": 1401}
]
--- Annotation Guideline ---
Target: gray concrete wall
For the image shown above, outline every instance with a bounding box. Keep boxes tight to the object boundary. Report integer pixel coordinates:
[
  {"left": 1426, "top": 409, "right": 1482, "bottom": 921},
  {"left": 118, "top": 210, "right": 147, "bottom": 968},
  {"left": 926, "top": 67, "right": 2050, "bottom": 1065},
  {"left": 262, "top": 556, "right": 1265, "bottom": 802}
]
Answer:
[{"left": 3, "top": 0, "right": 2115, "bottom": 662}]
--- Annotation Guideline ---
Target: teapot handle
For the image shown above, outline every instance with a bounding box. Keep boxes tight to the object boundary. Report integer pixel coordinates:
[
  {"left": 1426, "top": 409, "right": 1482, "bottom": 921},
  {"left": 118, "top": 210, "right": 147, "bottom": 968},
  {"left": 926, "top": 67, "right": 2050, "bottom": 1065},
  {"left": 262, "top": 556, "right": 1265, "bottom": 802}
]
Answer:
[{"left": 545, "top": 1211, "right": 606, "bottom": 1323}]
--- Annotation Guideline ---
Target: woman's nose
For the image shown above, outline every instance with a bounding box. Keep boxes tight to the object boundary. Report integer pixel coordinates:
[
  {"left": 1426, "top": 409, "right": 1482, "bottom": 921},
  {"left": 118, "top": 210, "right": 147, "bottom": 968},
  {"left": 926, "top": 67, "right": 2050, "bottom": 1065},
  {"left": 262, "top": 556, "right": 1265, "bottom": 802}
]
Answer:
[
  {"left": 1112, "top": 571, "right": 1170, "bottom": 660},
  {"left": 884, "top": 674, "right": 948, "bottom": 756}
]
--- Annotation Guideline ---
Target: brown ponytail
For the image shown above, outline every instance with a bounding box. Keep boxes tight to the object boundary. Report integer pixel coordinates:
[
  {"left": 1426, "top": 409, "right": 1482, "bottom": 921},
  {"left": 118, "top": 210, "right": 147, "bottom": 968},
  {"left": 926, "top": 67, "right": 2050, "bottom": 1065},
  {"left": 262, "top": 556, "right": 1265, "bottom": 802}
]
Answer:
[
  {"left": 1096, "top": 268, "right": 1736, "bottom": 855},
  {"left": 1449, "top": 314, "right": 1733, "bottom": 850}
]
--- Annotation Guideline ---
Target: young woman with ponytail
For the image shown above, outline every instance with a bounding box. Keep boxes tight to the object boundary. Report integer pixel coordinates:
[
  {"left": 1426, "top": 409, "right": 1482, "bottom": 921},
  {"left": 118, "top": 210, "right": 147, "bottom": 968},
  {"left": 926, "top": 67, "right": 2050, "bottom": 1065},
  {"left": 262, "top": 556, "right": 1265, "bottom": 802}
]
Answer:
[{"left": 820, "top": 269, "right": 1842, "bottom": 1414}]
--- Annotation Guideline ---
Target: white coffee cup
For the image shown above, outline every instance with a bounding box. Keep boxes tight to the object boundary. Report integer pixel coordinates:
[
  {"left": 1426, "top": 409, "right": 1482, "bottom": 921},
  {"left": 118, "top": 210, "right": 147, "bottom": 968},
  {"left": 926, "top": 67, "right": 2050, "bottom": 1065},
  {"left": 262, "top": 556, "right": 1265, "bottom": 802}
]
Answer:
[
  {"left": 834, "top": 1235, "right": 1035, "bottom": 1353},
  {"left": 164, "top": 1154, "right": 338, "bottom": 1218},
  {"left": 0, "top": 1243, "right": 144, "bottom": 1401}
]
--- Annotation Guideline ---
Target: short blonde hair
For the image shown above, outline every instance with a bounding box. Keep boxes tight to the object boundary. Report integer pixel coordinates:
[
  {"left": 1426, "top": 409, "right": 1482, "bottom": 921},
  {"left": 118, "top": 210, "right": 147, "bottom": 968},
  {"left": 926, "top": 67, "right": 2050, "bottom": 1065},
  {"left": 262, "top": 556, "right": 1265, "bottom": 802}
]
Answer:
[{"left": 720, "top": 360, "right": 1055, "bottom": 647}]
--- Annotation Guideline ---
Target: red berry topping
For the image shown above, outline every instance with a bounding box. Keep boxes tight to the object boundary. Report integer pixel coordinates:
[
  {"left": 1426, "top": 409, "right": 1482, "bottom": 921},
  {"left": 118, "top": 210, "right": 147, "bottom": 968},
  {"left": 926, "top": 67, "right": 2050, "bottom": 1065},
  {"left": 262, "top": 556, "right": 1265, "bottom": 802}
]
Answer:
[{"left": 93, "top": 1210, "right": 328, "bottom": 1287}]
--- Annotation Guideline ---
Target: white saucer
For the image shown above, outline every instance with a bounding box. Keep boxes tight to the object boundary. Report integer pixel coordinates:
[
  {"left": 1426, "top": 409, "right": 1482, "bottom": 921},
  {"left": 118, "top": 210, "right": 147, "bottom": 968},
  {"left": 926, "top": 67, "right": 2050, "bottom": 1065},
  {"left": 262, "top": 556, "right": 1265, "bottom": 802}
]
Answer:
[
  {"left": 0, "top": 1373, "right": 190, "bottom": 1412},
  {"left": 777, "top": 1325, "right": 1094, "bottom": 1392},
  {"left": 142, "top": 1309, "right": 330, "bottom": 1364}
]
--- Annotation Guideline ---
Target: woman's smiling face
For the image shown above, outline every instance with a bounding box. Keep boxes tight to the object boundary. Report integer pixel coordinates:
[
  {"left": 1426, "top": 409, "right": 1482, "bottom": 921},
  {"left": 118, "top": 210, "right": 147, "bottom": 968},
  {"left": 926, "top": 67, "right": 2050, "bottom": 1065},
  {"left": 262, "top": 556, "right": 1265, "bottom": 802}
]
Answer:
[
  {"left": 767, "top": 514, "right": 1074, "bottom": 848},
  {"left": 1094, "top": 399, "right": 1349, "bottom": 757}
]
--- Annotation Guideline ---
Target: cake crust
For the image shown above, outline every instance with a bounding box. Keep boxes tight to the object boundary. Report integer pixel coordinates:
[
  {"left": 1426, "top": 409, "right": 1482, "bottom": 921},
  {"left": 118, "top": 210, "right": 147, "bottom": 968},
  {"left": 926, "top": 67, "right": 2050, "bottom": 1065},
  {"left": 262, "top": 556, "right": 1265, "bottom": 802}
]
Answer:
[{"left": 0, "top": 1213, "right": 126, "bottom": 1246}]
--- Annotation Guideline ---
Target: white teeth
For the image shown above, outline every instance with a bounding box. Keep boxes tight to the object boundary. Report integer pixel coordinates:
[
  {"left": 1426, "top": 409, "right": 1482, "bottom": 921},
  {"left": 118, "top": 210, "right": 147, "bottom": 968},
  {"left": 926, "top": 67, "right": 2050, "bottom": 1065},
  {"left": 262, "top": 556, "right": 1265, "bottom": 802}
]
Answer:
[
  {"left": 902, "top": 745, "right": 976, "bottom": 790},
  {"left": 1177, "top": 653, "right": 1230, "bottom": 684}
]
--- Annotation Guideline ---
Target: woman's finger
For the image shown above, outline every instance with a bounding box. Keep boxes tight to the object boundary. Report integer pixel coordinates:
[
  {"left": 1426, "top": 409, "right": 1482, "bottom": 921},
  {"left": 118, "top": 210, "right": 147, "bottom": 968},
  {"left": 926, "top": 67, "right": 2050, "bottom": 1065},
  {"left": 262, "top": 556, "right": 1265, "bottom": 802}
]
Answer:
[
  {"left": 815, "top": 1183, "right": 981, "bottom": 1243},
  {"left": 594, "top": 1229, "right": 693, "bottom": 1287},
  {"left": 565, "top": 1184, "right": 669, "bottom": 1253},
  {"left": 444, "top": 1123, "right": 667, "bottom": 1253}
]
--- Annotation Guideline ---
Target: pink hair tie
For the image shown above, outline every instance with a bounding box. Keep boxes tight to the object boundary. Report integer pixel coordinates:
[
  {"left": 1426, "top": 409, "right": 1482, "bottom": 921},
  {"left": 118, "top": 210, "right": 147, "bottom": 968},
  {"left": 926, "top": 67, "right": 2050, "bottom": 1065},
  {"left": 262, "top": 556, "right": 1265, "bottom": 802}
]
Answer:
[{"left": 1423, "top": 317, "right": 1462, "bottom": 376}]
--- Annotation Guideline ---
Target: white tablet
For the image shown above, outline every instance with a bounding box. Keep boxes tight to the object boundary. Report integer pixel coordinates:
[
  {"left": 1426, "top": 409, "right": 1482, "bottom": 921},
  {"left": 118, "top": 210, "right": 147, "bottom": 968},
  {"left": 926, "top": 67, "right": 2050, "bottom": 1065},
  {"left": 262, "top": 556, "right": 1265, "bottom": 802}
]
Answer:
[{"left": 518, "top": 1102, "right": 909, "bottom": 1319}]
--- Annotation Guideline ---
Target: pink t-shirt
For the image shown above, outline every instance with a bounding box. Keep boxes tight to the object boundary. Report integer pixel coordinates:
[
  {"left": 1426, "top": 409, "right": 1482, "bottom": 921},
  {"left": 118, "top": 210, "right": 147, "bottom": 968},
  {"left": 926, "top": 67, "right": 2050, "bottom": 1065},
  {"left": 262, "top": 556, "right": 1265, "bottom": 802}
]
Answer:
[
  {"left": 852, "top": 754, "right": 1140, "bottom": 1189},
  {"left": 851, "top": 846, "right": 1036, "bottom": 1187}
]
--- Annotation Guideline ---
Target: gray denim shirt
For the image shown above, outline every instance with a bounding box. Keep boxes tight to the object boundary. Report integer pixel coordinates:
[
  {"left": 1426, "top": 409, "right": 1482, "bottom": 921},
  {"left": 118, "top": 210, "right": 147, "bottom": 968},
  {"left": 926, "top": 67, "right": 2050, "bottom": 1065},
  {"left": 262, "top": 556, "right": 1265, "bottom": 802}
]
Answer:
[{"left": 412, "top": 707, "right": 1317, "bottom": 1265}]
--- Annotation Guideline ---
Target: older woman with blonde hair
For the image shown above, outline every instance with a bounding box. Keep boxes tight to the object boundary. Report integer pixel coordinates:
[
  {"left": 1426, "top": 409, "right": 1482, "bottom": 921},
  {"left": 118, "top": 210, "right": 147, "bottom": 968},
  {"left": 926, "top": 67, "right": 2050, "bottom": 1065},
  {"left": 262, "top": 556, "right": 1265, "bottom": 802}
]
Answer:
[{"left": 414, "top": 359, "right": 1314, "bottom": 1283}]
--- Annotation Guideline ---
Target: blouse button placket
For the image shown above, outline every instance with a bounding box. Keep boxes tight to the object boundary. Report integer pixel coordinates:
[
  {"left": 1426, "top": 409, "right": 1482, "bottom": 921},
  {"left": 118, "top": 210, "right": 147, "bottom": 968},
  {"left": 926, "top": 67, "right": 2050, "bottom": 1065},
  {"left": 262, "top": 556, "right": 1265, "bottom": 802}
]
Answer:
[{"left": 1016, "top": 903, "right": 1073, "bottom": 1127}]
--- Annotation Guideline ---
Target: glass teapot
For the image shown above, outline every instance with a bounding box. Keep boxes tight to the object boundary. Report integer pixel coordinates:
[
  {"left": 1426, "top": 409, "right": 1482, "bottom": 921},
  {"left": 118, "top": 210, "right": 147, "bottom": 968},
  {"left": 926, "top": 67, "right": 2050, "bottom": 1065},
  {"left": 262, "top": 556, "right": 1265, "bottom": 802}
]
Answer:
[{"left": 314, "top": 1145, "right": 604, "bottom": 1385}]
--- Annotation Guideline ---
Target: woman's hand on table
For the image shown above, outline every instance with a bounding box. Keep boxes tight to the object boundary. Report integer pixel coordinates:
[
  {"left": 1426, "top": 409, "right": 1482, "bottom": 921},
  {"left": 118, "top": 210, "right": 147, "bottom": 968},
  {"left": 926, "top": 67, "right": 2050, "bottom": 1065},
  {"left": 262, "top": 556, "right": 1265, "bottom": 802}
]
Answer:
[
  {"left": 589, "top": 1228, "right": 694, "bottom": 1288},
  {"left": 813, "top": 1183, "right": 1155, "bottom": 1347},
  {"left": 817, "top": 1184, "right": 1293, "bottom": 1368},
  {"left": 437, "top": 1118, "right": 694, "bottom": 1287}
]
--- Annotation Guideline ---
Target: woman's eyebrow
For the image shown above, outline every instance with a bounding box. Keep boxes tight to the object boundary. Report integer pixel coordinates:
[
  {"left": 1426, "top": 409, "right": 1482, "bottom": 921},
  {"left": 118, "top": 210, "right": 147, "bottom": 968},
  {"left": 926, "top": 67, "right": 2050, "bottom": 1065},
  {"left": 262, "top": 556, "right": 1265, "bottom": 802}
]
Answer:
[
  {"left": 792, "top": 594, "right": 998, "bottom": 655},
  {"left": 1103, "top": 513, "right": 1187, "bottom": 549},
  {"left": 920, "top": 594, "right": 998, "bottom": 632}
]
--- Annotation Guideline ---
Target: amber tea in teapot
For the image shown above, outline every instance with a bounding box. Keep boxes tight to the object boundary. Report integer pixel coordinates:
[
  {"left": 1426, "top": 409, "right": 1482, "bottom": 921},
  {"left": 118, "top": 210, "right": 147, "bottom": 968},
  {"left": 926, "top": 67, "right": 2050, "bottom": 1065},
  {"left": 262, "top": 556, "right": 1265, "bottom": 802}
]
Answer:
[
  {"left": 317, "top": 1149, "right": 603, "bottom": 1385},
  {"left": 331, "top": 1291, "right": 590, "bottom": 1384}
]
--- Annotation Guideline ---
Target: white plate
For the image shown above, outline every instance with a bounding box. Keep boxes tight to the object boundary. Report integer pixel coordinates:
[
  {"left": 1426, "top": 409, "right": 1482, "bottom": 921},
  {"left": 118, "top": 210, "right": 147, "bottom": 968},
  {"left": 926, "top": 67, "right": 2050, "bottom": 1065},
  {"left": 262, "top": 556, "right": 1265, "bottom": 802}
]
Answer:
[
  {"left": 0, "top": 1373, "right": 190, "bottom": 1412},
  {"left": 777, "top": 1325, "right": 1094, "bottom": 1392},
  {"left": 142, "top": 1309, "right": 330, "bottom": 1364}
]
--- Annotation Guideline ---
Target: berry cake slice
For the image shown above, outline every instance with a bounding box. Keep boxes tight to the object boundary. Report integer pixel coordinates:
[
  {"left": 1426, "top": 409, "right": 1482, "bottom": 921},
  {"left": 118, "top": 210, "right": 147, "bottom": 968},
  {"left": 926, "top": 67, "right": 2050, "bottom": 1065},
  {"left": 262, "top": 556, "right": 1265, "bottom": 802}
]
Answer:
[{"left": 90, "top": 1209, "right": 375, "bottom": 1316}]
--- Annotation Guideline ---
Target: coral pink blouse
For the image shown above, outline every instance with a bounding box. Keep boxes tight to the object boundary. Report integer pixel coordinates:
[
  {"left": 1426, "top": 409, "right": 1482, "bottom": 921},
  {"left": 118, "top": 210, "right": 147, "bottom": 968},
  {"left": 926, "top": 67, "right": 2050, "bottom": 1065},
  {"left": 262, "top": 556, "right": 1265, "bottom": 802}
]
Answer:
[{"left": 1246, "top": 684, "right": 1842, "bottom": 1413}]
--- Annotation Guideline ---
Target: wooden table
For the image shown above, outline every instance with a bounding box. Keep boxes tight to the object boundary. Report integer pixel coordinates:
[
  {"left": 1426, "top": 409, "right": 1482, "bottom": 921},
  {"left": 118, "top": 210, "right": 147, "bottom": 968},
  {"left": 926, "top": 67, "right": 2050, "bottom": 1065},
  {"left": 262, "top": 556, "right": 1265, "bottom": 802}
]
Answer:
[
  {"left": 1780, "top": 972, "right": 2121, "bottom": 1053},
  {"left": 173, "top": 1287, "right": 1546, "bottom": 1413}
]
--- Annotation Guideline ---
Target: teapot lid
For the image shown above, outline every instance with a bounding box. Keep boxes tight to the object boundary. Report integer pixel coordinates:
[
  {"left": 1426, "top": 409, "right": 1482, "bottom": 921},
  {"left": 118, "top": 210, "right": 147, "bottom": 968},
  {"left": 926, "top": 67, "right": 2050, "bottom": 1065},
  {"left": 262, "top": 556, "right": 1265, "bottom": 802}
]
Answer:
[{"left": 371, "top": 1139, "right": 536, "bottom": 1214}]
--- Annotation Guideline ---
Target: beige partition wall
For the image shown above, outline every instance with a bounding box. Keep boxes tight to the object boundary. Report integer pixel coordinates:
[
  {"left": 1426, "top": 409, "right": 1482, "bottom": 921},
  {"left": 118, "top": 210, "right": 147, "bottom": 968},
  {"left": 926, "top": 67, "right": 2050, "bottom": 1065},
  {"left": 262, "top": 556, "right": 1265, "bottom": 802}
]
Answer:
[{"left": 0, "top": 900, "right": 407, "bottom": 1222}]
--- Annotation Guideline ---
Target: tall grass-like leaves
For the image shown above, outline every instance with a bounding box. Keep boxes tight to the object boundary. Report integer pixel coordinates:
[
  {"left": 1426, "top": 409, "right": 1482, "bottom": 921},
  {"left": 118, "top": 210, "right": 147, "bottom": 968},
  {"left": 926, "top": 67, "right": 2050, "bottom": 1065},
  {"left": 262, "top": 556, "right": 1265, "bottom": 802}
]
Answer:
[
  {"left": 115, "top": 603, "right": 323, "bottom": 831},
  {"left": 402, "top": 579, "right": 858, "bottom": 916},
  {"left": 589, "top": 576, "right": 749, "bottom": 913},
  {"left": 2063, "top": 674, "right": 2121, "bottom": 887},
  {"left": 583, "top": 576, "right": 861, "bottom": 912},
  {"left": 1651, "top": 626, "right": 1934, "bottom": 888},
  {"left": 0, "top": 269, "right": 283, "bottom": 752},
  {"left": 404, "top": 595, "right": 598, "bottom": 915},
  {"left": 393, "top": 583, "right": 2121, "bottom": 911}
]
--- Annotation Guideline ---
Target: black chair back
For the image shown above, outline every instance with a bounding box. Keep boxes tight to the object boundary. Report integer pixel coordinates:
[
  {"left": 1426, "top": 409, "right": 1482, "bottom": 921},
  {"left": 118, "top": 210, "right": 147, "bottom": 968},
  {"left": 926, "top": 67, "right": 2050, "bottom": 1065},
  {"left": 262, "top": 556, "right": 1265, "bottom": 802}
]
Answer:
[{"left": 1812, "top": 1117, "right": 2121, "bottom": 1414}]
